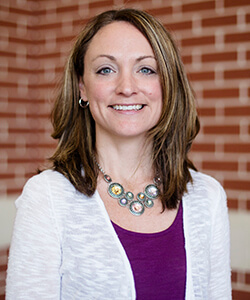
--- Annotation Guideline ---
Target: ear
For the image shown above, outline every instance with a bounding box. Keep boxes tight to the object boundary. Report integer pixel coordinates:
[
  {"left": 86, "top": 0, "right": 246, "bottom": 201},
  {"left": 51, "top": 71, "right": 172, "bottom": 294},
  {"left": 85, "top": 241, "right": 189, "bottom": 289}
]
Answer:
[{"left": 79, "top": 78, "right": 87, "bottom": 100}]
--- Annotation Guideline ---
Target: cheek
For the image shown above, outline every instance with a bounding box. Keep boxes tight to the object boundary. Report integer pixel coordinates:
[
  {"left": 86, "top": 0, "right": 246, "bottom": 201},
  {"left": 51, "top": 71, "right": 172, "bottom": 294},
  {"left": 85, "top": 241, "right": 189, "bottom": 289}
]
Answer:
[
  {"left": 86, "top": 82, "right": 111, "bottom": 103},
  {"left": 148, "top": 81, "right": 162, "bottom": 101}
]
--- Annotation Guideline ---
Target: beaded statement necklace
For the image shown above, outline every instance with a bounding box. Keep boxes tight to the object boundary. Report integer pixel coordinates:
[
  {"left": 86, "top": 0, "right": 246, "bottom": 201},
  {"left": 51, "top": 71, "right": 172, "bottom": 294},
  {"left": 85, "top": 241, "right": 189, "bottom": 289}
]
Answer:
[{"left": 95, "top": 158, "right": 161, "bottom": 216}]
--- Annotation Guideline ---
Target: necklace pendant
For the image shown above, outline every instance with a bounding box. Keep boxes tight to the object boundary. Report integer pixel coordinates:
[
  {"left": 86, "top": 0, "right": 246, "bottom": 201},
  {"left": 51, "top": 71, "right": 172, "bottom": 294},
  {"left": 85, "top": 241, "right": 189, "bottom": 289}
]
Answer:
[
  {"left": 129, "top": 201, "right": 145, "bottom": 216},
  {"left": 154, "top": 177, "right": 161, "bottom": 185},
  {"left": 145, "top": 198, "right": 154, "bottom": 208},
  {"left": 137, "top": 192, "right": 146, "bottom": 202},
  {"left": 125, "top": 191, "right": 134, "bottom": 201},
  {"left": 108, "top": 183, "right": 124, "bottom": 198},
  {"left": 145, "top": 184, "right": 160, "bottom": 199},
  {"left": 119, "top": 197, "right": 128, "bottom": 207},
  {"left": 104, "top": 174, "right": 112, "bottom": 183}
]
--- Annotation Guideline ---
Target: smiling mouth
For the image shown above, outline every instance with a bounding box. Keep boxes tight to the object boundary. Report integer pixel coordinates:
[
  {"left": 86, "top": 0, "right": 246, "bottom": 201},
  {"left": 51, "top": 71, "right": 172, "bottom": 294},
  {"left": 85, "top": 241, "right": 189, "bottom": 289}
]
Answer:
[{"left": 111, "top": 104, "right": 144, "bottom": 111}]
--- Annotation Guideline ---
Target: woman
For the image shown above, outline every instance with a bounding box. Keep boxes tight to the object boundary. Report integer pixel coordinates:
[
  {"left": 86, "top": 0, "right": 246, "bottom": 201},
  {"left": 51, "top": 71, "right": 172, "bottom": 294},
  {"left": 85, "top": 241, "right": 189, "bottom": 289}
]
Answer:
[{"left": 6, "top": 8, "right": 231, "bottom": 299}]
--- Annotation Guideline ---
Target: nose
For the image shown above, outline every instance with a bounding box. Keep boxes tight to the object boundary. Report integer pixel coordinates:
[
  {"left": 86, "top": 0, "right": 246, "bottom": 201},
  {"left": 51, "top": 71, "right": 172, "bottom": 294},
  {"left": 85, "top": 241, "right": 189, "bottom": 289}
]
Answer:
[{"left": 115, "top": 71, "right": 138, "bottom": 97}]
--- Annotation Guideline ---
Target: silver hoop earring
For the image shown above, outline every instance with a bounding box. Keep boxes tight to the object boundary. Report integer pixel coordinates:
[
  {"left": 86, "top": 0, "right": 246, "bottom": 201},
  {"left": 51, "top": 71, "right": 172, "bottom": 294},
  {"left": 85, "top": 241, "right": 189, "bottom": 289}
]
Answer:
[{"left": 79, "top": 98, "right": 89, "bottom": 108}]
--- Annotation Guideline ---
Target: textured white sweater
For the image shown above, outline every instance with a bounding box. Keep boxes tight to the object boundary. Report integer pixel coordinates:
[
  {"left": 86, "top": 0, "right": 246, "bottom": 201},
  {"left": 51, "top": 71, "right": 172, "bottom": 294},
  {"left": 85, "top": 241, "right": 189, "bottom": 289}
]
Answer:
[{"left": 6, "top": 169, "right": 231, "bottom": 299}]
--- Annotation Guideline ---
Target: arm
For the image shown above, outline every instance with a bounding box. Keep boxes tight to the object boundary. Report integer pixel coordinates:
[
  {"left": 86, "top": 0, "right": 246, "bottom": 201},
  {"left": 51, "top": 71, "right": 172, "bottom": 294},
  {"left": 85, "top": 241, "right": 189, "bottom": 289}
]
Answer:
[
  {"left": 6, "top": 173, "right": 62, "bottom": 299},
  {"left": 209, "top": 184, "right": 231, "bottom": 299}
]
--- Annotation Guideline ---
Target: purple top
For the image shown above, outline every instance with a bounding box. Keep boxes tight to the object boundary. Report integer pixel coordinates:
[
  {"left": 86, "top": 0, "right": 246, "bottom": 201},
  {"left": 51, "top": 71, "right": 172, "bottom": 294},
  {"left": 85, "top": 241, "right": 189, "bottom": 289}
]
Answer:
[{"left": 112, "top": 202, "right": 186, "bottom": 299}]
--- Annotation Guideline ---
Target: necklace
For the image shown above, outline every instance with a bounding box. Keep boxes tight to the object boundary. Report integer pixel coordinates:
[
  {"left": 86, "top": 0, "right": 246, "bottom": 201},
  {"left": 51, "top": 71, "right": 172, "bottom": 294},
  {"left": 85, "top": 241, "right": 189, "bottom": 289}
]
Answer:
[{"left": 95, "top": 158, "right": 161, "bottom": 216}]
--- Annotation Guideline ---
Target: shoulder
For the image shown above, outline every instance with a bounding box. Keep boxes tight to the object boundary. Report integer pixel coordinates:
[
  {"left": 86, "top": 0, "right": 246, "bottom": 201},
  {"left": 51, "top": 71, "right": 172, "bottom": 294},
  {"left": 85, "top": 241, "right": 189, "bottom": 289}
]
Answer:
[
  {"left": 16, "top": 169, "right": 78, "bottom": 208},
  {"left": 188, "top": 169, "right": 226, "bottom": 200},
  {"left": 22, "top": 169, "right": 75, "bottom": 193},
  {"left": 24, "top": 169, "right": 71, "bottom": 186},
  {"left": 183, "top": 169, "right": 227, "bottom": 216}
]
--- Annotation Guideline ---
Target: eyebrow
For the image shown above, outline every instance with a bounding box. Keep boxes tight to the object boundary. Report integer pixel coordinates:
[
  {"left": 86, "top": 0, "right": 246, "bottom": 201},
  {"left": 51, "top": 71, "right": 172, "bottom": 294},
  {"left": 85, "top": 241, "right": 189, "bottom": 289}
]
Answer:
[{"left": 92, "top": 54, "right": 156, "bottom": 62}]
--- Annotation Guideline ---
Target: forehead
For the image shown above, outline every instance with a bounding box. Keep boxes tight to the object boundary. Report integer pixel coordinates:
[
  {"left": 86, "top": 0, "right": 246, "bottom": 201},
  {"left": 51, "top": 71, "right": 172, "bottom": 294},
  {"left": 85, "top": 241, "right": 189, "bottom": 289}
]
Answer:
[{"left": 85, "top": 21, "right": 154, "bottom": 57}]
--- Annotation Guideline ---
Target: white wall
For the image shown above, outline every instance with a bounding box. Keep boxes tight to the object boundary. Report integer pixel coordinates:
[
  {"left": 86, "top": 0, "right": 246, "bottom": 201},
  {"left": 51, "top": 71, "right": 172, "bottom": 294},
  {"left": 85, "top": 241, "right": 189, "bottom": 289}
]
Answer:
[
  {"left": 229, "top": 211, "right": 250, "bottom": 270},
  {"left": 0, "top": 196, "right": 16, "bottom": 248}
]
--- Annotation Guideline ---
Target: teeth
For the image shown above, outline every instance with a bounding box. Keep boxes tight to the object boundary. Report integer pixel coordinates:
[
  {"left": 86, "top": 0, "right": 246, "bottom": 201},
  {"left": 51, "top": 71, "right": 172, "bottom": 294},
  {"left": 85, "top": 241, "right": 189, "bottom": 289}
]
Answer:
[{"left": 112, "top": 104, "right": 143, "bottom": 111}]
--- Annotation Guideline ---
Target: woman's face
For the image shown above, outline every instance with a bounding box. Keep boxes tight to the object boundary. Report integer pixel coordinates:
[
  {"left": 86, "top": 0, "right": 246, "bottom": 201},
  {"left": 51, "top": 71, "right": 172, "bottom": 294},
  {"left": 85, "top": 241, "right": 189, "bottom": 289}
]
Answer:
[{"left": 80, "top": 21, "right": 162, "bottom": 140}]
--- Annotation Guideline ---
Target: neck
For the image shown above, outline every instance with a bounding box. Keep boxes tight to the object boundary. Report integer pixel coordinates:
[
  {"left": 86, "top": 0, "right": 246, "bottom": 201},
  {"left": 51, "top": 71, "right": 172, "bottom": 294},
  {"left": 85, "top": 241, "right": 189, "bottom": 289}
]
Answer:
[{"left": 95, "top": 134, "right": 154, "bottom": 183}]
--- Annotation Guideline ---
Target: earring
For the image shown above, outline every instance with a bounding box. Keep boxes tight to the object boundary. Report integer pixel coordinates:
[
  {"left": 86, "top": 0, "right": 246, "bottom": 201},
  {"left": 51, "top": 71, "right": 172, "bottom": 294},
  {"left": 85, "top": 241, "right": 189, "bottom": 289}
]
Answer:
[{"left": 79, "top": 98, "right": 89, "bottom": 108}]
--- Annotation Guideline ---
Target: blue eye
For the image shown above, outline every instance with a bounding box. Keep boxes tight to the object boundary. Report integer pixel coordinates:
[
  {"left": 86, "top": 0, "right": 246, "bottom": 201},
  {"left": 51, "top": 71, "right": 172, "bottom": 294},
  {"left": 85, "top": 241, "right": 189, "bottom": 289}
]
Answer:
[
  {"left": 97, "top": 67, "right": 113, "bottom": 74},
  {"left": 140, "top": 67, "right": 155, "bottom": 74}
]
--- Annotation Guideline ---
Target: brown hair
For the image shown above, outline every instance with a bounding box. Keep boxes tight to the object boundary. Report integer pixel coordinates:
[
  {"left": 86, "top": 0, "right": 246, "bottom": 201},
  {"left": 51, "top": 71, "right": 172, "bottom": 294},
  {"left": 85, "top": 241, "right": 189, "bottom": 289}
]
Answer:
[{"left": 50, "top": 8, "right": 200, "bottom": 210}]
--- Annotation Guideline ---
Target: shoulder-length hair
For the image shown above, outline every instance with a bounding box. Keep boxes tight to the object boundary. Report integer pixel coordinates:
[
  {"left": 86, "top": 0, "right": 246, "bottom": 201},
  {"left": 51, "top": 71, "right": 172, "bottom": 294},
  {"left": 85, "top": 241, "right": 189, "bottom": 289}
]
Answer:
[{"left": 50, "top": 8, "right": 200, "bottom": 210}]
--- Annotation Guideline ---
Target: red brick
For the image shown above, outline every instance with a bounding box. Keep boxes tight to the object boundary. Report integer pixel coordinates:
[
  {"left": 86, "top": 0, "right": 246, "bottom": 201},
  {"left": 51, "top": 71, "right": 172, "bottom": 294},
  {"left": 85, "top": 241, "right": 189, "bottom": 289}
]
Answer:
[
  {"left": 0, "top": 51, "right": 16, "bottom": 58},
  {"left": 191, "top": 143, "right": 215, "bottom": 152},
  {"left": 0, "top": 20, "right": 17, "bottom": 29},
  {"left": 89, "top": 0, "right": 114, "bottom": 9},
  {"left": 0, "top": 173, "right": 15, "bottom": 180},
  {"left": 202, "top": 51, "right": 237, "bottom": 63},
  {"left": 182, "top": 1, "right": 215, "bottom": 12},
  {"left": 231, "top": 270, "right": 237, "bottom": 282},
  {"left": 8, "top": 128, "right": 46, "bottom": 134},
  {"left": 8, "top": 67, "right": 31, "bottom": 74},
  {"left": 35, "top": 52, "right": 62, "bottom": 59},
  {"left": 232, "top": 290, "right": 250, "bottom": 300},
  {"left": 182, "top": 35, "right": 215, "bottom": 47},
  {"left": 247, "top": 13, "right": 250, "bottom": 24},
  {"left": 32, "top": 22, "right": 62, "bottom": 31},
  {"left": 203, "top": 88, "right": 239, "bottom": 99},
  {"left": 247, "top": 200, "right": 250, "bottom": 211},
  {"left": 202, "top": 15, "right": 237, "bottom": 27},
  {"left": 7, "top": 97, "right": 45, "bottom": 104},
  {"left": 188, "top": 71, "right": 214, "bottom": 81},
  {"left": 165, "top": 21, "right": 192, "bottom": 31},
  {"left": 182, "top": 55, "right": 192, "bottom": 64},
  {"left": 225, "top": 0, "right": 250, "bottom": 8},
  {"left": 6, "top": 6, "right": 33, "bottom": 16},
  {"left": 224, "top": 180, "right": 250, "bottom": 191},
  {"left": 0, "top": 264, "right": 7, "bottom": 272},
  {"left": 9, "top": 36, "right": 34, "bottom": 45},
  {"left": 56, "top": 5, "right": 79, "bottom": 13},
  {"left": 0, "top": 82, "right": 18, "bottom": 88},
  {"left": 197, "top": 107, "right": 216, "bottom": 117},
  {"left": 56, "top": 35, "right": 75, "bottom": 44},
  {"left": 0, "top": 112, "right": 17, "bottom": 118},
  {"left": 7, "top": 187, "right": 23, "bottom": 195},
  {"left": 245, "top": 272, "right": 250, "bottom": 285},
  {"left": 225, "top": 106, "right": 250, "bottom": 116},
  {"left": 0, "top": 280, "right": 7, "bottom": 291},
  {"left": 147, "top": 6, "right": 172, "bottom": 16},
  {"left": 224, "top": 69, "right": 250, "bottom": 79},
  {"left": 202, "top": 161, "right": 238, "bottom": 171},
  {"left": 228, "top": 199, "right": 238, "bottom": 210},
  {"left": 225, "top": 32, "right": 250, "bottom": 43},
  {"left": 224, "top": 143, "right": 250, "bottom": 153},
  {"left": 8, "top": 158, "right": 46, "bottom": 164},
  {"left": 203, "top": 125, "right": 240, "bottom": 135}
]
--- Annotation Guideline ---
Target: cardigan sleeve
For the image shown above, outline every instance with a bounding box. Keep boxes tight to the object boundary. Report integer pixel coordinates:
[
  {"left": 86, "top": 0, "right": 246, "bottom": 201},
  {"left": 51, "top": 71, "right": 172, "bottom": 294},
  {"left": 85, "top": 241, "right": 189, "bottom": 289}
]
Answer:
[
  {"left": 6, "top": 173, "right": 62, "bottom": 299},
  {"left": 209, "top": 184, "right": 232, "bottom": 299}
]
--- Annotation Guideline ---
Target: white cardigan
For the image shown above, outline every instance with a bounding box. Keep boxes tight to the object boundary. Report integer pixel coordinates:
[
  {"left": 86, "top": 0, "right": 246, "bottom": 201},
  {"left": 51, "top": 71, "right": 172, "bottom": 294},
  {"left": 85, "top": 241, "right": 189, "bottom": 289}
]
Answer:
[{"left": 6, "top": 169, "right": 231, "bottom": 299}]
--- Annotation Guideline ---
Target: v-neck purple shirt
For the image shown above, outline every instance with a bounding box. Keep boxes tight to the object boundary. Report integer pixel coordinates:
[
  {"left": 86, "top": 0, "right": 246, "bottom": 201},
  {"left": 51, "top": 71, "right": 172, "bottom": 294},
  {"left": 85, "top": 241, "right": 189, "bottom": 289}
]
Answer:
[{"left": 112, "top": 202, "right": 186, "bottom": 299}]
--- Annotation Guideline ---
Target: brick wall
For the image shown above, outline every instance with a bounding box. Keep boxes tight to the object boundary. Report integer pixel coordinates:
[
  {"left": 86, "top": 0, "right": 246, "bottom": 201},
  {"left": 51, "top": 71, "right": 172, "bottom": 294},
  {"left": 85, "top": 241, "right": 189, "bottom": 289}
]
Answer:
[{"left": 0, "top": 0, "right": 249, "bottom": 298}]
